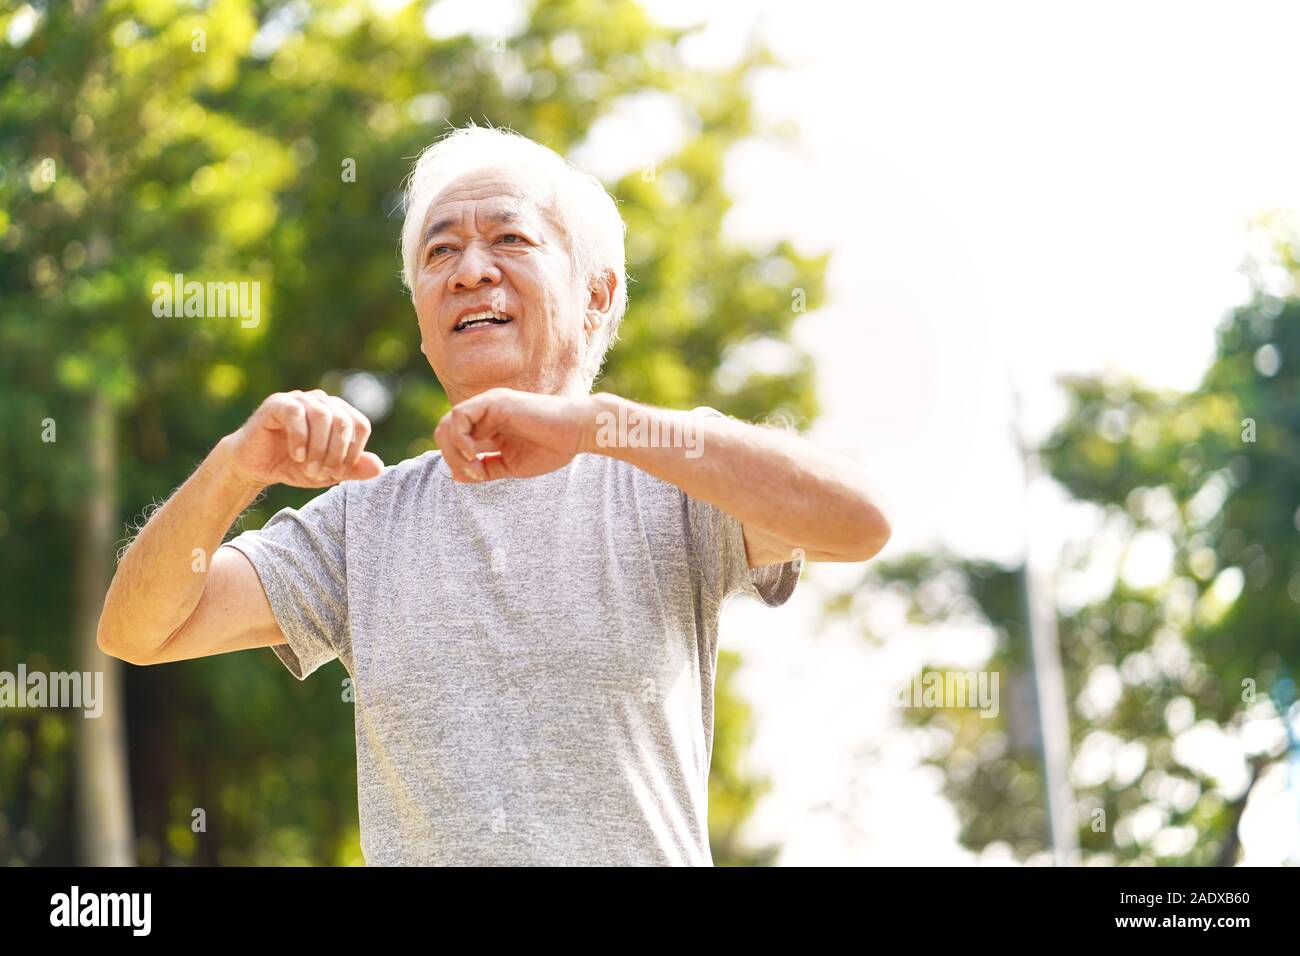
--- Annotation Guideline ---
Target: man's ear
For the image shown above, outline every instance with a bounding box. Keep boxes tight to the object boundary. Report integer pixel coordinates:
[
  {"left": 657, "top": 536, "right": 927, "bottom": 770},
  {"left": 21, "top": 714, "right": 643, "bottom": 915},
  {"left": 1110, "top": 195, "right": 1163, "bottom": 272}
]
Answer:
[{"left": 583, "top": 268, "right": 617, "bottom": 334}]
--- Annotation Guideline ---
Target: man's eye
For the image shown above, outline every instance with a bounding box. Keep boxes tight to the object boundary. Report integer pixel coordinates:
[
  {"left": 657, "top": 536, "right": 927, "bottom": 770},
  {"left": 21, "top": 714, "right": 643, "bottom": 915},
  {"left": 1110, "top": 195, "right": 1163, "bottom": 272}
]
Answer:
[
  {"left": 499, "top": 234, "right": 524, "bottom": 244},
  {"left": 428, "top": 244, "right": 451, "bottom": 258}
]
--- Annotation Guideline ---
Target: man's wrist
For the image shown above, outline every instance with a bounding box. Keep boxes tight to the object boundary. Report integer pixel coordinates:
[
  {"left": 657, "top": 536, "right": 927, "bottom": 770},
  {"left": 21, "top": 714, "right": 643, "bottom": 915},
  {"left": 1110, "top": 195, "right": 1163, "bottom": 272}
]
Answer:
[
  {"left": 211, "top": 434, "right": 268, "bottom": 502},
  {"left": 579, "top": 392, "right": 631, "bottom": 458}
]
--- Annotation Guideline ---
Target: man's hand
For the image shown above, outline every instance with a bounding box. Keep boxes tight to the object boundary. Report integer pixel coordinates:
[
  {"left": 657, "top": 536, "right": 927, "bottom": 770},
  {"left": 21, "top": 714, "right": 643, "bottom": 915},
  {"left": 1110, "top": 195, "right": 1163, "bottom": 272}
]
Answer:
[
  {"left": 224, "top": 389, "right": 385, "bottom": 491},
  {"left": 435, "top": 387, "right": 590, "bottom": 482}
]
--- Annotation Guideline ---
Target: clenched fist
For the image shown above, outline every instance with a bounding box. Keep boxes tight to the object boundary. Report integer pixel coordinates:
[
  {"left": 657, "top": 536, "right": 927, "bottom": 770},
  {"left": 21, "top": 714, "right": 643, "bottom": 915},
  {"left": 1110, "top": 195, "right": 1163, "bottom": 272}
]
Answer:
[
  {"left": 223, "top": 390, "right": 385, "bottom": 490},
  {"left": 435, "top": 387, "right": 589, "bottom": 483}
]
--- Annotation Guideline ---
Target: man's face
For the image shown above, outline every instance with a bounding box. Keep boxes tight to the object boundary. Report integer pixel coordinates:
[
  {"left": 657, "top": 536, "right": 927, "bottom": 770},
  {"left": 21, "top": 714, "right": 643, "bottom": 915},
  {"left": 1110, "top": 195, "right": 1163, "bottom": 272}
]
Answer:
[{"left": 412, "top": 167, "right": 593, "bottom": 401}]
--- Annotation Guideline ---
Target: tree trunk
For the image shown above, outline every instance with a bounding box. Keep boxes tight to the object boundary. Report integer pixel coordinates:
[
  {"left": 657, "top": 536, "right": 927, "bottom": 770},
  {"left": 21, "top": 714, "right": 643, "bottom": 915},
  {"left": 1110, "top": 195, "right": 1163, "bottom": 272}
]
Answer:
[{"left": 74, "top": 391, "right": 135, "bottom": 864}]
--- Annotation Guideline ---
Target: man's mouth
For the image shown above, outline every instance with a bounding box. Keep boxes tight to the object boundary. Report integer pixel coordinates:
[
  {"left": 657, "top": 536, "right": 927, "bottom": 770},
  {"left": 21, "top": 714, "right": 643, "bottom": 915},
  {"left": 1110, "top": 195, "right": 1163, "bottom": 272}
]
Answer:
[{"left": 453, "top": 309, "right": 514, "bottom": 332}]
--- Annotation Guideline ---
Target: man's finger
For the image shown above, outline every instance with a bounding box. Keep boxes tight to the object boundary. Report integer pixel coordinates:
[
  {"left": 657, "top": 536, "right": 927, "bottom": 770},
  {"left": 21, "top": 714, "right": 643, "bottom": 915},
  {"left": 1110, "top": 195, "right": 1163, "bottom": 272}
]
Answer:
[
  {"left": 301, "top": 398, "right": 334, "bottom": 478},
  {"left": 264, "top": 394, "right": 309, "bottom": 462},
  {"left": 450, "top": 408, "right": 478, "bottom": 461},
  {"left": 478, "top": 452, "right": 509, "bottom": 481},
  {"left": 346, "top": 451, "right": 385, "bottom": 480},
  {"left": 340, "top": 410, "right": 374, "bottom": 475},
  {"left": 322, "top": 400, "right": 355, "bottom": 478},
  {"left": 446, "top": 408, "right": 487, "bottom": 479}
]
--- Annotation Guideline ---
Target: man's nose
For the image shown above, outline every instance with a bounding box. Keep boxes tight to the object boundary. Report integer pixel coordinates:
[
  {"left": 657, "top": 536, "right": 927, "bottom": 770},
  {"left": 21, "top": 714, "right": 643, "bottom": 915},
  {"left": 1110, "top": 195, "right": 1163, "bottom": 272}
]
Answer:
[{"left": 449, "top": 243, "right": 501, "bottom": 290}]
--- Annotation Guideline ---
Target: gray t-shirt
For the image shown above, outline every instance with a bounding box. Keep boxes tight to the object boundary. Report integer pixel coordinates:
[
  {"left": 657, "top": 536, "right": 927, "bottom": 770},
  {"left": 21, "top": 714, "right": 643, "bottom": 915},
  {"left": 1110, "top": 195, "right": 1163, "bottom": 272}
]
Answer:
[{"left": 222, "top": 414, "right": 801, "bottom": 866}]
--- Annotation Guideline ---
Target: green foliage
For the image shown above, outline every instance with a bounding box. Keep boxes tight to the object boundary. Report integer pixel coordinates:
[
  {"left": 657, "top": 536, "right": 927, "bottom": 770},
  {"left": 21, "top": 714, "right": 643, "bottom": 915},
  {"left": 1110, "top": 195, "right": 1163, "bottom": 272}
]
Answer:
[
  {"left": 851, "top": 222, "right": 1300, "bottom": 865},
  {"left": 0, "top": 0, "right": 825, "bottom": 864}
]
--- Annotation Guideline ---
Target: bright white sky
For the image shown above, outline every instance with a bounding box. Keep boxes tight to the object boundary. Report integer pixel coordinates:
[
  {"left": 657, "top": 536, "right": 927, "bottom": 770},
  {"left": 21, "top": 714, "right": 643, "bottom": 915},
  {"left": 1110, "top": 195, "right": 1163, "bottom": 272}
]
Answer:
[{"left": 419, "top": 0, "right": 1300, "bottom": 864}]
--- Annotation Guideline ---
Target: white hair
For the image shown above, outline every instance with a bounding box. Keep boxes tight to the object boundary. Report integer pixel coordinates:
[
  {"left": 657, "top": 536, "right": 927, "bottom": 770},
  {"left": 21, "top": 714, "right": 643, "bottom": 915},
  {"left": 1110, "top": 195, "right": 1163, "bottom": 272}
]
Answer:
[{"left": 399, "top": 123, "right": 629, "bottom": 390}]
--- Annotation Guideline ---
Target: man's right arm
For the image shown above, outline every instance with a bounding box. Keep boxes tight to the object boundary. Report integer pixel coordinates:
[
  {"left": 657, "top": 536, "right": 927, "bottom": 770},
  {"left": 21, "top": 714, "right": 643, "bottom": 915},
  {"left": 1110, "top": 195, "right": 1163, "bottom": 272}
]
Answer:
[{"left": 97, "top": 390, "right": 383, "bottom": 666}]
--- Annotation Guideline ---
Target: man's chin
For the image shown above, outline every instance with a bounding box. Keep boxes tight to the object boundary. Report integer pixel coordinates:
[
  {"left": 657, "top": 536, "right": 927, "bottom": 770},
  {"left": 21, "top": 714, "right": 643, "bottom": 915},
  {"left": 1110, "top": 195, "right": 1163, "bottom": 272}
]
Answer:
[{"left": 439, "top": 355, "right": 526, "bottom": 389}]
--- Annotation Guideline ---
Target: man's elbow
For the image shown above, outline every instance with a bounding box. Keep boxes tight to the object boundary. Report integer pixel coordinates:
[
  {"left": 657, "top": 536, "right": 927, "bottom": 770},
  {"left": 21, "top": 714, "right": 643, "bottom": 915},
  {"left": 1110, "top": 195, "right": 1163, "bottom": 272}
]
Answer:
[
  {"left": 96, "top": 613, "right": 156, "bottom": 666},
  {"left": 845, "top": 505, "right": 890, "bottom": 562},
  {"left": 96, "top": 619, "right": 133, "bottom": 664}
]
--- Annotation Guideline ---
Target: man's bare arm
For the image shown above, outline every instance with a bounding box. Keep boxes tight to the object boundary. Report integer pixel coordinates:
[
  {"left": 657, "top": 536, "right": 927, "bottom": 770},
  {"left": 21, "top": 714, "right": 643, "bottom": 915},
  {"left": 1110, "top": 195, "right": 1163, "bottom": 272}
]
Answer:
[
  {"left": 434, "top": 388, "right": 890, "bottom": 569},
  {"left": 97, "top": 390, "right": 383, "bottom": 666},
  {"left": 580, "top": 395, "right": 890, "bottom": 567}
]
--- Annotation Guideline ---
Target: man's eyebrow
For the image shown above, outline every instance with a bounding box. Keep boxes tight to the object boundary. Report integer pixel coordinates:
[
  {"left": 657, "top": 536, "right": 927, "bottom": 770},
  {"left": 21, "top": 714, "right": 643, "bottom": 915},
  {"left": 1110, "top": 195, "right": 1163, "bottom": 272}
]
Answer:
[{"left": 421, "top": 210, "right": 525, "bottom": 247}]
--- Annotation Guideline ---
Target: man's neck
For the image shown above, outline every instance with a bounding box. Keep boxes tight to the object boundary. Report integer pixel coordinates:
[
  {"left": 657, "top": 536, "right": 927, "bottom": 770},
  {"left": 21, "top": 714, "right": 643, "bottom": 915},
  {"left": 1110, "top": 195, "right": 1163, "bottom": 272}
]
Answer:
[{"left": 443, "top": 373, "right": 588, "bottom": 407}]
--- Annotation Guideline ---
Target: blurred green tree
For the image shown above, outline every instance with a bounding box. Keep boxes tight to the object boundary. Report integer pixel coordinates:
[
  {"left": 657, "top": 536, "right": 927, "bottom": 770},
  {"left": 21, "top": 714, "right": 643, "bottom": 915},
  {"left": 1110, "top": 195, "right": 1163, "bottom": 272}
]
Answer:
[
  {"left": 0, "top": 0, "right": 826, "bottom": 865},
  {"left": 843, "top": 214, "right": 1300, "bottom": 865}
]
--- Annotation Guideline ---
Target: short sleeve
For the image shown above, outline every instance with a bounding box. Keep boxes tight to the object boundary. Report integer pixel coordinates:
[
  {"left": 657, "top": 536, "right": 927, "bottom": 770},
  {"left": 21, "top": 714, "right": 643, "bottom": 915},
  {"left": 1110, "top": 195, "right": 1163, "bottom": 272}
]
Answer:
[
  {"left": 684, "top": 406, "right": 804, "bottom": 610},
  {"left": 220, "top": 483, "right": 349, "bottom": 680}
]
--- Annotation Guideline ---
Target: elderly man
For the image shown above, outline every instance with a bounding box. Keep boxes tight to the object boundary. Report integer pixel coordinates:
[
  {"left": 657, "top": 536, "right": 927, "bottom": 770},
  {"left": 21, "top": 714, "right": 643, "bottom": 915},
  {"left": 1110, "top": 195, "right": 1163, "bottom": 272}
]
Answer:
[{"left": 98, "top": 126, "right": 890, "bottom": 866}]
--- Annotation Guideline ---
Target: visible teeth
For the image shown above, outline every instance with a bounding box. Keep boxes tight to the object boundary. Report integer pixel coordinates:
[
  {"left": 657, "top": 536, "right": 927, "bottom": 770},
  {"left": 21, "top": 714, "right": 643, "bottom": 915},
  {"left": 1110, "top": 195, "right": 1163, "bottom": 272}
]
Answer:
[{"left": 455, "top": 310, "right": 512, "bottom": 330}]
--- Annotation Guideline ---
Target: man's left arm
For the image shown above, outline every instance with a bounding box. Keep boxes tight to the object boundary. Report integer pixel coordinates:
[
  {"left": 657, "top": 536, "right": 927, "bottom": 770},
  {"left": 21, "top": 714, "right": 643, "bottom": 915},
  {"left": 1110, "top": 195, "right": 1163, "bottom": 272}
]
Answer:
[{"left": 580, "top": 394, "right": 891, "bottom": 568}]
